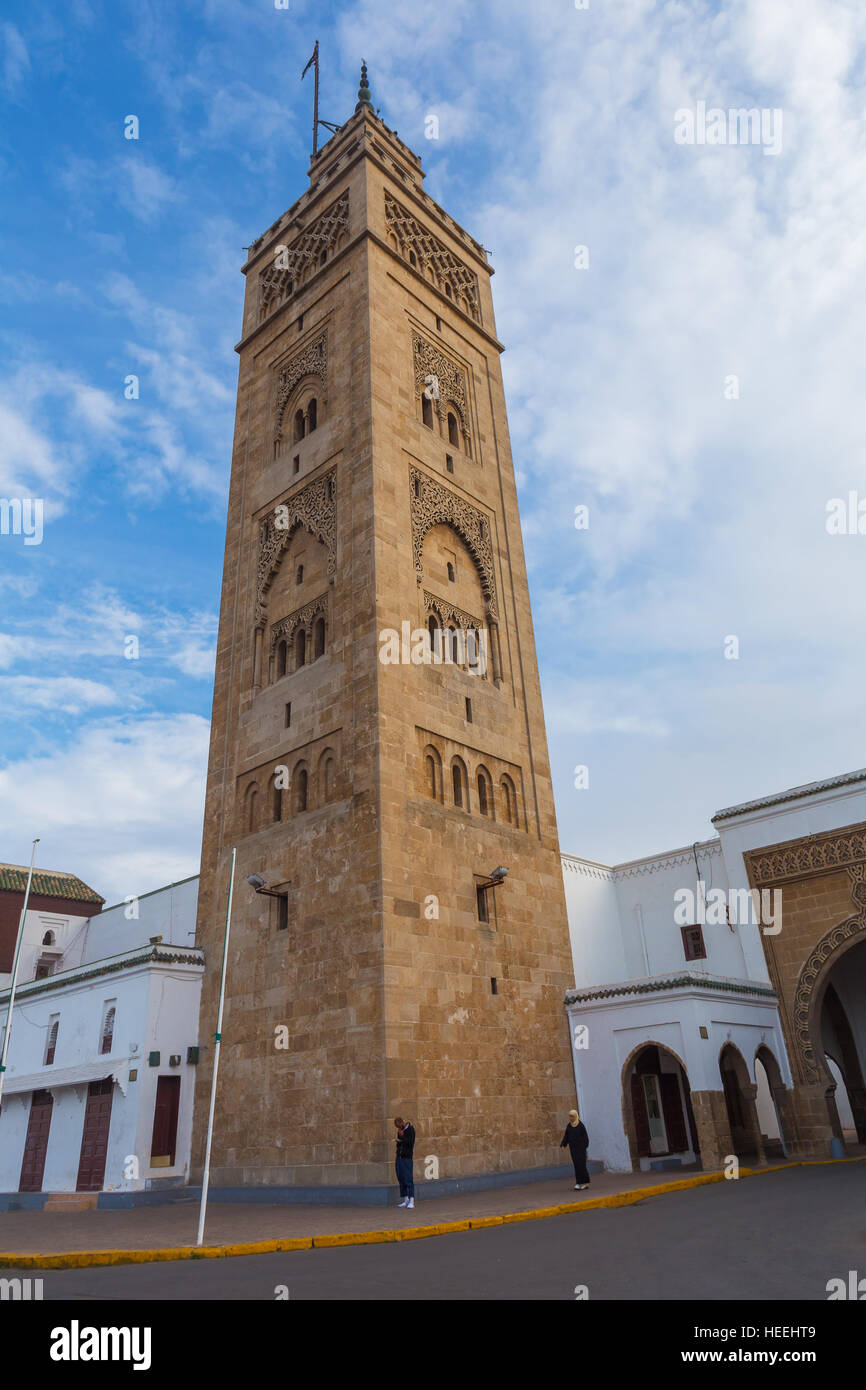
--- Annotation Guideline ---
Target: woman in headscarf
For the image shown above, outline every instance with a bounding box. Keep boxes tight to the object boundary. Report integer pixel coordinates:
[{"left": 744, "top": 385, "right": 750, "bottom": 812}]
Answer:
[{"left": 560, "top": 1108, "right": 590, "bottom": 1189}]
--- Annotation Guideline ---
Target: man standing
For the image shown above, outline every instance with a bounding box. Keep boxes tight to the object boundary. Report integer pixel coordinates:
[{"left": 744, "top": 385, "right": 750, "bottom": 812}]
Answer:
[{"left": 394, "top": 1116, "right": 416, "bottom": 1209}]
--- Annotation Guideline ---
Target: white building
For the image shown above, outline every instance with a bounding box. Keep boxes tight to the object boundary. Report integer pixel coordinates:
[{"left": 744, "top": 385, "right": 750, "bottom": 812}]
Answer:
[
  {"left": 0, "top": 871, "right": 203, "bottom": 1202},
  {"left": 562, "top": 769, "right": 866, "bottom": 1173}
]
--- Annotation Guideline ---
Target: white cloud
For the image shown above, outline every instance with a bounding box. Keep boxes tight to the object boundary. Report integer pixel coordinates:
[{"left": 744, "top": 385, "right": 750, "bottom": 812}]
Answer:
[
  {"left": 1, "top": 23, "right": 29, "bottom": 96},
  {"left": 0, "top": 714, "right": 209, "bottom": 902},
  {"left": 0, "top": 676, "right": 121, "bottom": 715}
]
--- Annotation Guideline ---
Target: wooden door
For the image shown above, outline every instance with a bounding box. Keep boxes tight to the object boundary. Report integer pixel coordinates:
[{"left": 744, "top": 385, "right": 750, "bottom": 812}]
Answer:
[
  {"left": 659, "top": 1072, "right": 688, "bottom": 1152},
  {"left": 150, "top": 1075, "right": 181, "bottom": 1166},
  {"left": 630, "top": 1073, "right": 651, "bottom": 1157},
  {"left": 19, "top": 1090, "right": 53, "bottom": 1192},
  {"left": 76, "top": 1078, "right": 114, "bottom": 1191}
]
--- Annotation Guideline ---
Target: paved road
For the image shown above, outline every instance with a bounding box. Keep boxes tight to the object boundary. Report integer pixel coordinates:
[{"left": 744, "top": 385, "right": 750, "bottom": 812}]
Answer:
[{"left": 11, "top": 1163, "right": 865, "bottom": 1301}]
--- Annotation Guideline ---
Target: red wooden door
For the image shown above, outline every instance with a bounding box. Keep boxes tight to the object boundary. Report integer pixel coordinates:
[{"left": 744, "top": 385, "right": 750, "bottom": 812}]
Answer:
[
  {"left": 150, "top": 1076, "right": 181, "bottom": 1165},
  {"left": 659, "top": 1073, "right": 688, "bottom": 1152},
  {"left": 76, "top": 1078, "right": 114, "bottom": 1191},
  {"left": 630, "top": 1074, "right": 651, "bottom": 1156},
  {"left": 19, "top": 1090, "right": 54, "bottom": 1192}
]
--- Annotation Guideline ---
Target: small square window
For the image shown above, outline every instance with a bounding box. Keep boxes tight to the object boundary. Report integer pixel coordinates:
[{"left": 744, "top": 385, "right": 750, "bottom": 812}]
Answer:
[
  {"left": 491, "top": 977, "right": 498, "bottom": 995},
  {"left": 681, "top": 925, "right": 706, "bottom": 962}
]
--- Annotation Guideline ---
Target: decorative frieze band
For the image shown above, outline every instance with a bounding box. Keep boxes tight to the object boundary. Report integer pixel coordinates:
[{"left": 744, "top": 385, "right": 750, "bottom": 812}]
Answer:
[
  {"left": 745, "top": 823, "right": 866, "bottom": 887},
  {"left": 386, "top": 192, "right": 481, "bottom": 323},
  {"left": 274, "top": 333, "right": 327, "bottom": 438},
  {"left": 423, "top": 590, "right": 483, "bottom": 633},
  {"left": 256, "top": 469, "right": 337, "bottom": 629},
  {"left": 270, "top": 593, "right": 328, "bottom": 653},
  {"left": 258, "top": 192, "right": 349, "bottom": 322},
  {"left": 409, "top": 467, "right": 497, "bottom": 620}
]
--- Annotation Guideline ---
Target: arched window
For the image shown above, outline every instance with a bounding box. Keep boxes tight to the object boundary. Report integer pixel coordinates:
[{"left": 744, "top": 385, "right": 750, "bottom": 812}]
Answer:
[
  {"left": 293, "top": 409, "right": 306, "bottom": 443},
  {"left": 100, "top": 1007, "right": 115, "bottom": 1056},
  {"left": 307, "top": 398, "right": 318, "bottom": 433},
  {"left": 423, "top": 746, "right": 442, "bottom": 800},
  {"left": 451, "top": 758, "right": 468, "bottom": 809},
  {"left": 445, "top": 282, "right": 453, "bottom": 299},
  {"left": 427, "top": 613, "right": 441, "bottom": 660},
  {"left": 320, "top": 754, "right": 335, "bottom": 801},
  {"left": 42, "top": 931, "right": 54, "bottom": 947},
  {"left": 422, "top": 394, "right": 434, "bottom": 429},
  {"left": 447, "top": 412, "right": 460, "bottom": 447},
  {"left": 313, "top": 616, "right": 326, "bottom": 659},
  {"left": 447, "top": 561, "right": 455, "bottom": 583},
  {"left": 246, "top": 785, "right": 259, "bottom": 833},
  {"left": 477, "top": 768, "right": 492, "bottom": 818},
  {"left": 276, "top": 640, "right": 287, "bottom": 679},
  {"left": 296, "top": 564, "right": 304, "bottom": 584},
  {"left": 45, "top": 1018, "right": 59, "bottom": 1066},
  {"left": 295, "top": 628, "right": 306, "bottom": 669},
  {"left": 273, "top": 783, "right": 283, "bottom": 823},
  {"left": 501, "top": 776, "right": 517, "bottom": 827},
  {"left": 294, "top": 766, "right": 308, "bottom": 814}
]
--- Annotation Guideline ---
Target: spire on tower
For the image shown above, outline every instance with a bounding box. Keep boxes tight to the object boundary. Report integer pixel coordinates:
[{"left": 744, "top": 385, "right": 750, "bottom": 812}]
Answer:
[{"left": 355, "top": 60, "right": 372, "bottom": 114}]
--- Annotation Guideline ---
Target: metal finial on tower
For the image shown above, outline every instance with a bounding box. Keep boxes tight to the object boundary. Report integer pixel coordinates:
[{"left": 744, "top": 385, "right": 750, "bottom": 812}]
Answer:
[{"left": 355, "top": 60, "right": 372, "bottom": 113}]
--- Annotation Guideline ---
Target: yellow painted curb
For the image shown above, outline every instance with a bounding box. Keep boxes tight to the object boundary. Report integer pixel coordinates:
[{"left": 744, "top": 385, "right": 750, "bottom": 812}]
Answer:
[{"left": 2, "top": 1155, "right": 862, "bottom": 1270}]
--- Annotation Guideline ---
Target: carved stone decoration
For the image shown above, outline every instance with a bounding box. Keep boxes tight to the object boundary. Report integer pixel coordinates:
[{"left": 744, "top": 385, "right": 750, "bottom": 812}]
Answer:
[
  {"left": 745, "top": 823, "right": 866, "bottom": 887},
  {"left": 386, "top": 192, "right": 481, "bottom": 323},
  {"left": 270, "top": 593, "right": 329, "bottom": 654},
  {"left": 409, "top": 466, "right": 497, "bottom": 619},
  {"left": 423, "top": 590, "right": 483, "bottom": 633},
  {"left": 258, "top": 192, "right": 349, "bottom": 322},
  {"left": 792, "top": 863, "right": 866, "bottom": 1081},
  {"left": 274, "top": 333, "right": 327, "bottom": 440},
  {"left": 256, "top": 469, "right": 337, "bottom": 629},
  {"left": 412, "top": 331, "right": 471, "bottom": 443}
]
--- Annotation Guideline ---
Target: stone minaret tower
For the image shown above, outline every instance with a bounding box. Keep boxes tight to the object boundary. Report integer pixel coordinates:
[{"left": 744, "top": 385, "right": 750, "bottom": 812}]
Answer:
[{"left": 191, "top": 68, "right": 576, "bottom": 1196}]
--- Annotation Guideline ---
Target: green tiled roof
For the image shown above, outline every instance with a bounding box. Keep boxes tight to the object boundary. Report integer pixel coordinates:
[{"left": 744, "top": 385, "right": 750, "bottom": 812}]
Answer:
[{"left": 0, "top": 863, "right": 103, "bottom": 905}]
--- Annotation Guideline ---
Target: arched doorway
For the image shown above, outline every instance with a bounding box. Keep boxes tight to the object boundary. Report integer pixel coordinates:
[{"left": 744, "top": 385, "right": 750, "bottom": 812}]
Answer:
[
  {"left": 622, "top": 1043, "right": 700, "bottom": 1171},
  {"left": 754, "top": 1044, "right": 789, "bottom": 1159},
  {"left": 816, "top": 938, "right": 866, "bottom": 1144},
  {"left": 719, "top": 1044, "right": 761, "bottom": 1159},
  {"left": 825, "top": 1055, "right": 856, "bottom": 1140}
]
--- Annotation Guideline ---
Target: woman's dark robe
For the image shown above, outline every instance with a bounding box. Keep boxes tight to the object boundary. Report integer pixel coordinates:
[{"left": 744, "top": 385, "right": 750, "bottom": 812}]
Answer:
[{"left": 561, "top": 1121, "right": 590, "bottom": 1185}]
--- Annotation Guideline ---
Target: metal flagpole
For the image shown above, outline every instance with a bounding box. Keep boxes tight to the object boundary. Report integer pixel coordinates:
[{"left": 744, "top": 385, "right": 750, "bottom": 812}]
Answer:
[
  {"left": 302, "top": 40, "right": 320, "bottom": 157},
  {"left": 196, "top": 846, "right": 236, "bottom": 1248},
  {"left": 0, "top": 838, "right": 40, "bottom": 1110}
]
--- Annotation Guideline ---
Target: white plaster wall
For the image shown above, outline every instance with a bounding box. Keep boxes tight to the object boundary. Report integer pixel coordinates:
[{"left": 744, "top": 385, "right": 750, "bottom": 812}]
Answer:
[
  {"left": 84, "top": 876, "right": 199, "bottom": 962},
  {"left": 561, "top": 858, "right": 624, "bottom": 987}
]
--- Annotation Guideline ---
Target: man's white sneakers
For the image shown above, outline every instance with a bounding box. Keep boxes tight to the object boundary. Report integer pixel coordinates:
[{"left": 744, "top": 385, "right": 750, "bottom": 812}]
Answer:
[
  {"left": 406, "top": 1198, "right": 415, "bottom": 1209},
  {"left": 397, "top": 1198, "right": 408, "bottom": 1207}
]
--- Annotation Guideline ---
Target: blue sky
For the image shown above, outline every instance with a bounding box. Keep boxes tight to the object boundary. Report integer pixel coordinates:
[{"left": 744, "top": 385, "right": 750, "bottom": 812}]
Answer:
[{"left": 1, "top": 0, "right": 865, "bottom": 901}]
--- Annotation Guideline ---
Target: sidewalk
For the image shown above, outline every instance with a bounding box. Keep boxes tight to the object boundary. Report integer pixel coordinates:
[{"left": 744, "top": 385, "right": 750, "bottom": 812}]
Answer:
[{"left": 1, "top": 1156, "right": 861, "bottom": 1267}]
